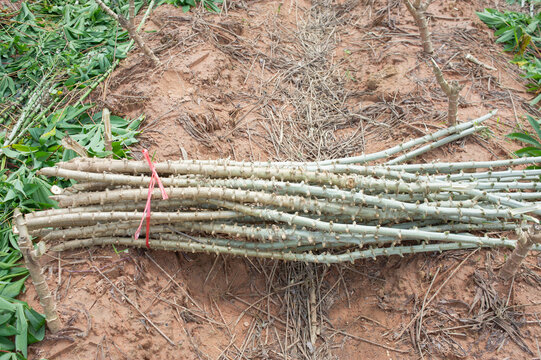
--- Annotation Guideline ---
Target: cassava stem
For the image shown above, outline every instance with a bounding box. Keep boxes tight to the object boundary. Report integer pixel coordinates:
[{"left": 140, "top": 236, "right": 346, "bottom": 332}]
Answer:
[
  {"left": 48, "top": 237, "right": 540, "bottom": 263},
  {"left": 94, "top": 0, "right": 160, "bottom": 66},
  {"left": 430, "top": 58, "right": 464, "bottom": 125},
  {"left": 404, "top": 0, "right": 434, "bottom": 55},
  {"left": 14, "top": 210, "right": 61, "bottom": 333},
  {"left": 499, "top": 224, "right": 541, "bottom": 281}
]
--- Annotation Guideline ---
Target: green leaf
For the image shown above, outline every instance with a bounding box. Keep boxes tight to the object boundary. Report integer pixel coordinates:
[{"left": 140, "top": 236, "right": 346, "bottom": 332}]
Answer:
[
  {"left": 0, "top": 336, "right": 15, "bottom": 352},
  {"left": 15, "top": 303, "right": 28, "bottom": 358},
  {"left": 40, "top": 126, "right": 56, "bottom": 141},
  {"left": 25, "top": 308, "right": 45, "bottom": 332},
  {"left": 0, "top": 276, "right": 28, "bottom": 299},
  {"left": 514, "top": 146, "right": 541, "bottom": 157},
  {"left": 526, "top": 115, "right": 541, "bottom": 139},
  {"left": 0, "top": 323, "right": 19, "bottom": 337},
  {"left": 506, "top": 132, "right": 541, "bottom": 147},
  {"left": 26, "top": 308, "right": 45, "bottom": 344},
  {"left": 477, "top": 11, "right": 504, "bottom": 27},
  {"left": 0, "top": 312, "right": 13, "bottom": 326},
  {"left": 526, "top": 19, "right": 539, "bottom": 33},
  {"left": 0, "top": 297, "right": 17, "bottom": 313},
  {"left": 12, "top": 180, "right": 25, "bottom": 196},
  {"left": 11, "top": 144, "right": 38, "bottom": 153},
  {"left": 3, "top": 189, "right": 19, "bottom": 203},
  {"left": 496, "top": 29, "right": 517, "bottom": 44},
  {"left": 531, "top": 93, "right": 541, "bottom": 106},
  {"left": 28, "top": 323, "right": 45, "bottom": 344},
  {"left": 1, "top": 148, "right": 22, "bottom": 159},
  {"left": 0, "top": 76, "right": 16, "bottom": 97}
]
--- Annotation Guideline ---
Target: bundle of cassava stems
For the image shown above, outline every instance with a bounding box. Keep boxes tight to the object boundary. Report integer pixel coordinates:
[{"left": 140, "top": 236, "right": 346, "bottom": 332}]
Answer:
[
  {"left": 15, "top": 111, "right": 541, "bottom": 332},
  {"left": 20, "top": 111, "right": 541, "bottom": 266}
]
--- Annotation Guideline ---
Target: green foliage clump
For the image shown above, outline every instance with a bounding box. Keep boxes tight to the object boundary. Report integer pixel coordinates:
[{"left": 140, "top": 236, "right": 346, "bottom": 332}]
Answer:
[
  {"left": 163, "top": 0, "right": 223, "bottom": 13},
  {"left": 0, "top": 277, "right": 46, "bottom": 360},
  {"left": 507, "top": 115, "right": 541, "bottom": 168},
  {"left": 0, "top": 0, "right": 145, "bottom": 231},
  {"left": 0, "top": 0, "right": 136, "bottom": 98},
  {"left": 0, "top": 226, "right": 46, "bottom": 359},
  {"left": 477, "top": 5, "right": 541, "bottom": 106},
  {"left": 0, "top": 1, "right": 144, "bottom": 357}
]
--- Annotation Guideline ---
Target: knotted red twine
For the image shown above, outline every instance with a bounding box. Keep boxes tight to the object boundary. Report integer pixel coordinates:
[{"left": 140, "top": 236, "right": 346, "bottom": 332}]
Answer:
[{"left": 134, "top": 149, "right": 169, "bottom": 248}]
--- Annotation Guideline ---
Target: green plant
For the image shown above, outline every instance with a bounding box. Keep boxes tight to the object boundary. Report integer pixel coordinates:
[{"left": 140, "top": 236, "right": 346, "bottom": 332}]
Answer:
[
  {"left": 518, "top": 56, "right": 541, "bottom": 104},
  {"left": 162, "top": 0, "right": 223, "bottom": 13},
  {"left": 0, "top": 0, "right": 145, "bottom": 234},
  {"left": 0, "top": 297, "right": 46, "bottom": 359},
  {"left": 0, "top": 1, "right": 132, "bottom": 96},
  {"left": 507, "top": 115, "right": 541, "bottom": 168},
  {"left": 0, "top": 1, "right": 150, "bottom": 358},
  {"left": 0, "top": 237, "right": 46, "bottom": 359},
  {"left": 477, "top": 7, "right": 541, "bottom": 105},
  {"left": 52, "top": 107, "right": 142, "bottom": 158}
]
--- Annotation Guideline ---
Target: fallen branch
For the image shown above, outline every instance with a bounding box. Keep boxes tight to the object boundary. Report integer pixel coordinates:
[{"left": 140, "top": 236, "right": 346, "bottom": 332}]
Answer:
[{"left": 465, "top": 53, "right": 496, "bottom": 71}]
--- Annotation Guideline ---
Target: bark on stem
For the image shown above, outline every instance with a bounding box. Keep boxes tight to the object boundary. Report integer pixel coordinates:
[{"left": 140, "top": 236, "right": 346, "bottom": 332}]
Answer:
[
  {"left": 430, "top": 58, "right": 464, "bottom": 125},
  {"left": 102, "top": 108, "right": 113, "bottom": 154},
  {"left": 499, "top": 224, "right": 541, "bottom": 281},
  {"left": 25, "top": 210, "right": 241, "bottom": 229},
  {"left": 14, "top": 209, "right": 61, "bottom": 333},
  {"left": 47, "top": 237, "right": 505, "bottom": 264},
  {"left": 404, "top": 0, "right": 434, "bottom": 55},
  {"left": 128, "top": 0, "right": 135, "bottom": 29},
  {"left": 94, "top": 0, "right": 160, "bottom": 66},
  {"left": 44, "top": 185, "right": 517, "bottom": 221},
  {"left": 61, "top": 136, "right": 89, "bottom": 158},
  {"left": 39, "top": 164, "right": 457, "bottom": 194}
]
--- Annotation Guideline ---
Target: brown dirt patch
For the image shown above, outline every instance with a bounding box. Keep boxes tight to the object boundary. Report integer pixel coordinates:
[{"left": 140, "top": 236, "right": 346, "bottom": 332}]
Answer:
[{"left": 23, "top": 0, "right": 541, "bottom": 359}]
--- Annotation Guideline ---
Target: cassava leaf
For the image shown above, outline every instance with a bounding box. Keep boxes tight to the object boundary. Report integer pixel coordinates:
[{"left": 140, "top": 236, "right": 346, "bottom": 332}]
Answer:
[{"left": 507, "top": 132, "right": 541, "bottom": 147}]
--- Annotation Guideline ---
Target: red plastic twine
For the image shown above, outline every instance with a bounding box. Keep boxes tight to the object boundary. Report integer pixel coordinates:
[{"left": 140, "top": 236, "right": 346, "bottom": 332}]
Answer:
[{"left": 134, "top": 149, "right": 169, "bottom": 248}]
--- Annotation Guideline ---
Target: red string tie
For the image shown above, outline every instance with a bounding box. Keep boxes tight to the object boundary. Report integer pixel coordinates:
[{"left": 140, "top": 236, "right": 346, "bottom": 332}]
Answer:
[{"left": 134, "top": 149, "right": 169, "bottom": 248}]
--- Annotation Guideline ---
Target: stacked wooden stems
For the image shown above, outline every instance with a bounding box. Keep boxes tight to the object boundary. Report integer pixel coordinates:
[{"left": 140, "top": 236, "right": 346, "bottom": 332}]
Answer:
[{"left": 21, "top": 111, "right": 541, "bottom": 264}]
